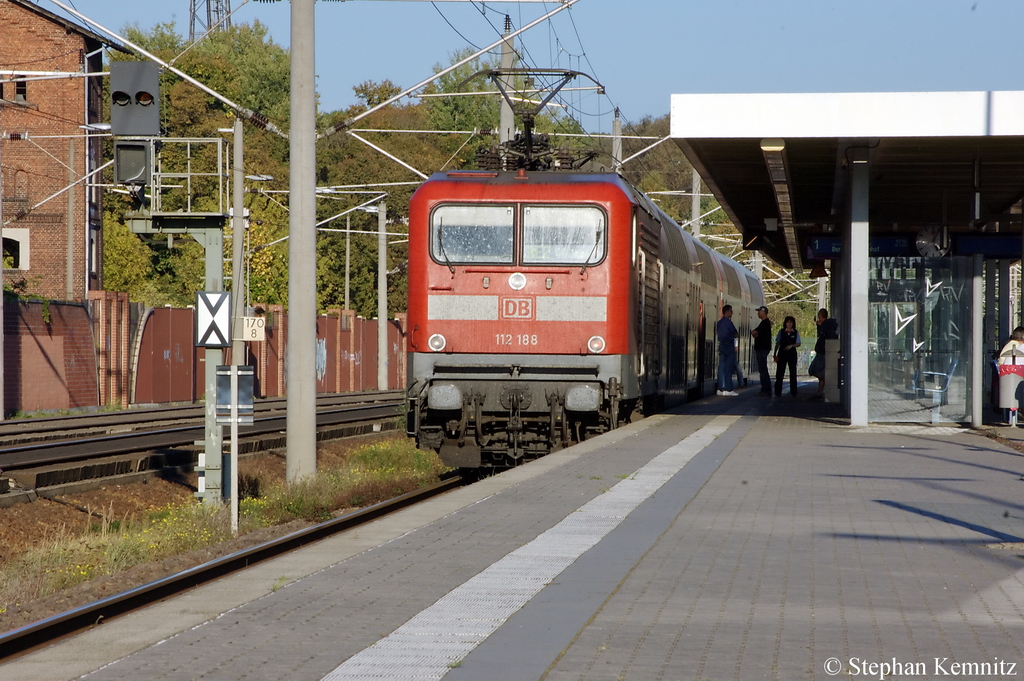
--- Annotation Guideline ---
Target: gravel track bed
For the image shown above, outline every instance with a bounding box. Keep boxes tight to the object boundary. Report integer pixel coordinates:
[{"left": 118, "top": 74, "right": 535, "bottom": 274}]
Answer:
[{"left": 0, "top": 434, "right": 403, "bottom": 635}]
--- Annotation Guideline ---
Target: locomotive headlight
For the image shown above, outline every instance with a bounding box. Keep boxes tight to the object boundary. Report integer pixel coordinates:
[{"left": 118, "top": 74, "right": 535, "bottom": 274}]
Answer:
[
  {"left": 508, "top": 272, "right": 527, "bottom": 291},
  {"left": 428, "top": 333, "right": 447, "bottom": 352},
  {"left": 587, "top": 335, "right": 606, "bottom": 353}
]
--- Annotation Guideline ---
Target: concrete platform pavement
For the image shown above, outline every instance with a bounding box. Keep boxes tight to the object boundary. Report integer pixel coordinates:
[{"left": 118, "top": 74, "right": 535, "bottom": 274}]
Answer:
[{"left": 4, "top": 384, "right": 1024, "bottom": 680}]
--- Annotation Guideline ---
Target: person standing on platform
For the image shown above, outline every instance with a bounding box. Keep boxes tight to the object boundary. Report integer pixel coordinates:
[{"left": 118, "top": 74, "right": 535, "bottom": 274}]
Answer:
[
  {"left": 808, "top": 308, "right": 839, "bottom": 402},
  {"left": 773, "top": 315, "right": 801, "bottom": 397},
  {"left": 751, "top": 306, "right": 772, "bottom": 396},
  {"left": 997, "top": 326, "right": 1024, "bottom": 425},
  {"left": 717, "top": 304, "right": 739, "bottom": 396}
]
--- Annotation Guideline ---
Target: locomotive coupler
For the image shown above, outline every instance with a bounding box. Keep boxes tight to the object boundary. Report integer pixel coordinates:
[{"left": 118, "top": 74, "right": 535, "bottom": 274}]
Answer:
[
  {"left": 508, "top": 391, "right": 523, "bottom": 459},
  {"left": 608, "top": 377, "right": 621, "bottom": 429},
  {"left": 446, "top": 408, "right": 467, "bottom": 443},
  {"left": 546, "top": 392, "right": 564, "bottom": 447},
  {"left": 471, "top": 394, "right": 488, "bottom": 446}
]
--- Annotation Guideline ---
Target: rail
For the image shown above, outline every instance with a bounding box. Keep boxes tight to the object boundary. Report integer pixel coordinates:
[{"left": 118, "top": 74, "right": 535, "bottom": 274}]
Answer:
[
  {"left": 0, "top": 390, "right": 403, "bottom": 439},
  {"left": 0, "top": 397, "right": 404, "bottom": 473},
  {"left": 0, "top": 475, "right": 463, "bottom": 662}
]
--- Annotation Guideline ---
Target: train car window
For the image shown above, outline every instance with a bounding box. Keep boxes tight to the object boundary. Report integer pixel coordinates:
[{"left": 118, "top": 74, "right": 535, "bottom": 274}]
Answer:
[
  {"left": 723, "top": 261, "right": 743, "bottom": 297},
  {"left": 430, "top": 205, "right": 514, "bottom": 264},
  {"left": 694, "top": 243, "right": 718, "bottom": 287},
  {"left": 521, "top": 205, "right": 606, "bottom": 265},
  {"left": 664, "top": 224, "right": 689, "bottom": 269}
]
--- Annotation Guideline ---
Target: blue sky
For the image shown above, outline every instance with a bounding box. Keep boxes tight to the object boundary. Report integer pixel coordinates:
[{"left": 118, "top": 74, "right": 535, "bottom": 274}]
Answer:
[{"left": 46, "top": 0, "right": 1024, "bottom": 134}]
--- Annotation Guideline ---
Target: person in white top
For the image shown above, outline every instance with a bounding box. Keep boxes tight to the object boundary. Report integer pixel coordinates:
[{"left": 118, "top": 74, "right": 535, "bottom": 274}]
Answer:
[{"left": 997, "top": 326, "right": 1024, "bottom": 425}]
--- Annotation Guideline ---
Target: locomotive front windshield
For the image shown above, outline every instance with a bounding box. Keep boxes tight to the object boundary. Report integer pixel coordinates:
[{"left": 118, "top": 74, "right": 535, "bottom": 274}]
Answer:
[
  {"left": 522, "top": 205, "right": 605, "bottom": 265},
  {"left": 429, "top": 203, "right": 606, "bottom": 266},
  {"left": 431, "top": 205, "right": 514, "bottom": 264}
]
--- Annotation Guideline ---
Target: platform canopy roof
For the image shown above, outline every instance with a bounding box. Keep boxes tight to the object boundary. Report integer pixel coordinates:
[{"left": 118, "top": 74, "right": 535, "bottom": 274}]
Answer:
[{"left": 670, "top": 91, "right": 1024, "bottom": 269}]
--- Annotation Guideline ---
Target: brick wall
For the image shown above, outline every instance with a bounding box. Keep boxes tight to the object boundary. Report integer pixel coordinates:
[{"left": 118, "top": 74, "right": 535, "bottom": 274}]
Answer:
[
  {"left": 2, "top": 297, "right": 99, "bottom": 413},
  {"left": 0, "top": 0, "right": 106, "bottom": 301}
]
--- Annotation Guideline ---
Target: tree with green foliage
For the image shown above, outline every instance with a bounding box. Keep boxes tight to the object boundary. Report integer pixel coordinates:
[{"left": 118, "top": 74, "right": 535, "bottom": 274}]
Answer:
[
  {"left": 103, "top": 22, "right": 290, "bottom": 307},
  {"left": 108, "top": 26, "right": 787, "bottom": 326}
]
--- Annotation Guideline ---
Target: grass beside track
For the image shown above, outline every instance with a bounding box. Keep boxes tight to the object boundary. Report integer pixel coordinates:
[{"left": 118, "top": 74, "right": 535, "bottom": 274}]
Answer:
[{"left": 0, "top": 438, "right": 448, "bottom": 614}]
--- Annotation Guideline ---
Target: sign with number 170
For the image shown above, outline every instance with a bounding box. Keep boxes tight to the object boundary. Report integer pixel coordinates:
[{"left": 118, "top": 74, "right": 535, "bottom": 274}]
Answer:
[{"left": 237, "top": 316, "right": 266, "bottom": 342}]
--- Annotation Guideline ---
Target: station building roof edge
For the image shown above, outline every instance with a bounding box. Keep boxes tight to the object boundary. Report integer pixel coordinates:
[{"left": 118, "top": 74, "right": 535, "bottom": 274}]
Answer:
[{"left": 670, "top": 90, "right": 1024, "bottom": 139}]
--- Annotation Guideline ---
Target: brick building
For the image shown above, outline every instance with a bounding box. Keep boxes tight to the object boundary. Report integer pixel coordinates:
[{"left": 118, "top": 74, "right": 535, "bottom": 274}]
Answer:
[{"left": 0, "top": 0, "right": 126, "bottom": 301}]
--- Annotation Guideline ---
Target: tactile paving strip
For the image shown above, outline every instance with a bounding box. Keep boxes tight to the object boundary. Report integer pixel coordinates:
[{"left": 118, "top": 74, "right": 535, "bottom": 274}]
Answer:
[{"left": 321, "top": 415, "right": 739, "bottom": 681}]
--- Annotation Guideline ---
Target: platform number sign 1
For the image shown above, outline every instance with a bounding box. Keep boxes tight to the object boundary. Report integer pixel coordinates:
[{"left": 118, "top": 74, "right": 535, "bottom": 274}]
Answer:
[
  {"left": 239, "top": 316, "right": 266, "bottom": 342},
  {"left": 195, "top": 291, "right": 232, "bottom": 348}
]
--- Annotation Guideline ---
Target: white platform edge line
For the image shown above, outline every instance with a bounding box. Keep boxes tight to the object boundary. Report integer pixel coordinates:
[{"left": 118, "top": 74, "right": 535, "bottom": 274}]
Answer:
[{"left": 320, "top": 415, "right": 741, "bottom": 681}]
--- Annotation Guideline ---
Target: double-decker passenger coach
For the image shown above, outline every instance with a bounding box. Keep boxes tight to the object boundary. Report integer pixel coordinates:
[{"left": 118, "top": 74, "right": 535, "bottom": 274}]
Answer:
[{"left": 406, "top": 168, "right": 763, "bottom": 470}]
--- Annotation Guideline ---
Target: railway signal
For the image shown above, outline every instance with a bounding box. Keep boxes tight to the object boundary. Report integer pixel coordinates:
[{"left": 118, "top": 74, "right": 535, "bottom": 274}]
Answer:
[
  {"left": 110, "top": 62, "right": 160, "bottom": 190},
  {"left": 109, "top": 61, "right": 161, "bottom": 136},
  {"left": 196, "top": 292, "right": 233, "bottom": 349}
]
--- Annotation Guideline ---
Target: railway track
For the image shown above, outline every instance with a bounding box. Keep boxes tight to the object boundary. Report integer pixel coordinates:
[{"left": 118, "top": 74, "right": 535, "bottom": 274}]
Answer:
[
  {"left": 0, "top": 391, "right": 403, "bottom": 472},
  {"left": 0, "top": 390, "right": 404, "bottom": 446},
  {"left": 0, "top": 390, "right": 405, "bottom": 494},
  {"left": 0, "top": 474, "right": 463, "bottom": 662}
]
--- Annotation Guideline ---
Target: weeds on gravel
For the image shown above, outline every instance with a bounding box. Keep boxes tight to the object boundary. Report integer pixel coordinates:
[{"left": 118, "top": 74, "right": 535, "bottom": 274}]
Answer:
[
  {"left": 0, "top": 438, "right": 447, "bottom": 611},
  {"left": 240, "top": 439, "right": 448, "bottom": 525},
  {"left": 0, "top": 503, "right": 233, "bottom": 609}
]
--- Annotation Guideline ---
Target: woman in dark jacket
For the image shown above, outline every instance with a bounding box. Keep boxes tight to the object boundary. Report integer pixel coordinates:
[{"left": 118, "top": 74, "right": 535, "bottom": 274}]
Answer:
[{"left": 774, "top": 316, "right": 801, "bottom": 397}]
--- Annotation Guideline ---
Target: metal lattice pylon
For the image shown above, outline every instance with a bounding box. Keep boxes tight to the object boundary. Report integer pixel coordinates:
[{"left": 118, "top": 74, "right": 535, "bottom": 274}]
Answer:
[{"left": 189, "top": 0, "right": 232, "bottom": 42}]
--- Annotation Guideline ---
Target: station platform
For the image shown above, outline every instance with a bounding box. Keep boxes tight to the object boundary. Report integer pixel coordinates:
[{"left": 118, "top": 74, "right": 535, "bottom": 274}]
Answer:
[{"left": 5, "top": 382, "right": 1024, "bottom": 681}]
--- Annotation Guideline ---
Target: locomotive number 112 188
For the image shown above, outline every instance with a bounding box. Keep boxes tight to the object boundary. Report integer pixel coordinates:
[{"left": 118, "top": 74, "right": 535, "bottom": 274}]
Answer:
[{"left": 496, "top": 334, "right": 539, "bottom": 346}]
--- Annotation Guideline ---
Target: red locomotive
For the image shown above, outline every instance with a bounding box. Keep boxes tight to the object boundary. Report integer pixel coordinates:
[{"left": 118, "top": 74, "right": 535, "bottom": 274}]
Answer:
[{"left": 406, "top": 168, "right": 764, "bottom": 470}]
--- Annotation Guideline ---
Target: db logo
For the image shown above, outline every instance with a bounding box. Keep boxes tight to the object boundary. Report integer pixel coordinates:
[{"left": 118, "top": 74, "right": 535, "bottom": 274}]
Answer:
[{"left": 501, "top": 297, "right": 534, "bottom": 319}]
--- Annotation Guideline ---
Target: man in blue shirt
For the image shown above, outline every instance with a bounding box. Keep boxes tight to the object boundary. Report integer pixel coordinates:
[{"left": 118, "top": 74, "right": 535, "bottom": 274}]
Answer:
[{"left": 716, "top": 305, "right": 738, "bottom": 396}]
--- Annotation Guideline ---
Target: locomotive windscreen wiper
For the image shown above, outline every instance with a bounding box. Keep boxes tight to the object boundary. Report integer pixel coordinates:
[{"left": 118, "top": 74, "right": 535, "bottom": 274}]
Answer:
[
  {"left": 437, "top": 219, "right": 456, "bottom": 275},
  {"left": 579, "top": 228, "right": 603, "bottom": 275}
]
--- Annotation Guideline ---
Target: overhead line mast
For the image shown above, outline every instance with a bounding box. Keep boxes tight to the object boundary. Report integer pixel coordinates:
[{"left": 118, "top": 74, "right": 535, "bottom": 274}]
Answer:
[{"left": 189, "top": 0, "right": 233, "bottom": 42}]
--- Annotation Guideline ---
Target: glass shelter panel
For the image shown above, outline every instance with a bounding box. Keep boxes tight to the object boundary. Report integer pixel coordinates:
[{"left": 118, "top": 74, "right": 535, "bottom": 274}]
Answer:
[
  {"left": 868, "top": 256, "right": 973, "bottom": 423},
  {"left": 521, "top": 205, "right": 605, "bottom": 265},
  {"left": 431, "top": 205, "right": 514, "bottom": 264}
]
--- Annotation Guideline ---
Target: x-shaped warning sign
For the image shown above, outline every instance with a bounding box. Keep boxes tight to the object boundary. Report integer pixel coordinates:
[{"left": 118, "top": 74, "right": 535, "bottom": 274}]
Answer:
[{"left": 196, "top": 291, "right": 232, "bottom": 348}]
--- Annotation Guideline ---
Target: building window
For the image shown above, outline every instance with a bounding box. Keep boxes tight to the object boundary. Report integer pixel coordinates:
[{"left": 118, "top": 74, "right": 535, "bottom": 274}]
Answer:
[
  {"left": 15, "top": 76, "right": 27, "bottom": 102},
  {"left": 3, "top": 229, "right": 30, "bottom": 270}
]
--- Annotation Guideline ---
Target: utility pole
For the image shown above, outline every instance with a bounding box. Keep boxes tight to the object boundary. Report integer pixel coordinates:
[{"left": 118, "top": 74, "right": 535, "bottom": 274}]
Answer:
[
  {"left": 611, "top": 108, "right": 622, "bottom": 170},
  {"left": 691, "top": 169, "right": 702, "bottom": 239},
  {"left": 198, "top": 232, "right": 225, "bottom": 501},
  {"left": 227, "top": 116, "right": 245, "bottom": 505},
  {"left": 344, "top": 213, "right": 350, "bottom": 311},
  {"left": 0, "top": 130, "right": 4, "bottom": 421},
  {"left": 231, "top": 117, "right": 245, "bottom": 366},
  {"left": 66, "top": 139, "right": 75, "bottom": 300},
  {"left": 378, "top": 201, "right": 388, "bottom": 391},
  {"left": 286, "top": 0, "right": 317, "bottom": 483},
  {"left": 499, "top": 16, "right": 515, "bottom": 146}
]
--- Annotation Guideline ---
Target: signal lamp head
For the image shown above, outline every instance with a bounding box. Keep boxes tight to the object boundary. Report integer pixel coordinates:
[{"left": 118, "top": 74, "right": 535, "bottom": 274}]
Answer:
[
  {"left": 428, "top": 333, "right": 447, "bottom": 352},
  {"left": 136, "top": 91, "right": 155, "bottom": 106},
  {"left": 587, "top": 335, "right": 606, "bottom": 354},
  {"left": 111, "top": 90, "right": 131, "bottom": 107}
]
